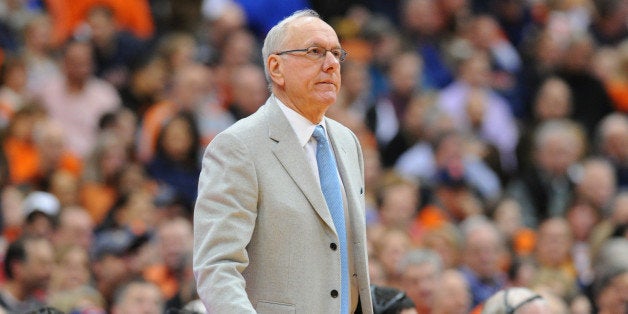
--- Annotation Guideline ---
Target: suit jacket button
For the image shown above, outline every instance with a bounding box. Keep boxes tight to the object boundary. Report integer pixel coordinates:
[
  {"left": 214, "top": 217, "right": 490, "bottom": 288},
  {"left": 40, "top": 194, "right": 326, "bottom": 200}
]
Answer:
[
  {"left": 331, "top": 290, "right": 339, "bottom": 298},
  {"left": 330, "top": 242, "right": 337, "bottom": 250}
]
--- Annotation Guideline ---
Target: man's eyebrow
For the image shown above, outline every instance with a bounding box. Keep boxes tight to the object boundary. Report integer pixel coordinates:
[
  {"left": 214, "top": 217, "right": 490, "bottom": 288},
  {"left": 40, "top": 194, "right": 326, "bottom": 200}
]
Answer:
[{"left": 305, "top": 41, "right": 342, "bottom": 49}]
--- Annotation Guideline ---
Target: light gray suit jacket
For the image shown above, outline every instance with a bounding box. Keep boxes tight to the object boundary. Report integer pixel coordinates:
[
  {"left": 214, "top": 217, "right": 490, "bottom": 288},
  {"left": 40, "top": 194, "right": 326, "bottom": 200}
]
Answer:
[{"left": 193, "top": 96, "right": 373, "bottom": 313}]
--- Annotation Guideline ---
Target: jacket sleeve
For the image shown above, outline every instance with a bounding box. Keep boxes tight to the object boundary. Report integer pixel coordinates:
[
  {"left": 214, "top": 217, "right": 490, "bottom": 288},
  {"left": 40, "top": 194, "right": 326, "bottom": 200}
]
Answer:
[{"left": 193, "top": 131, "right": 258, "bottom": 313}]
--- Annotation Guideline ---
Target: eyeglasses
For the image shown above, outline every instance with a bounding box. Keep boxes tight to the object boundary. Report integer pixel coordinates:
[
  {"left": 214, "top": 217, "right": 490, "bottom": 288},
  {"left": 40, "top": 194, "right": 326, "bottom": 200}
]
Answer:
[
  {"left": 274, "top": 46, "right": 347, "bottom": 62},
  {"left": 504, "top": 289, "right": 543, "bottom": 314}
]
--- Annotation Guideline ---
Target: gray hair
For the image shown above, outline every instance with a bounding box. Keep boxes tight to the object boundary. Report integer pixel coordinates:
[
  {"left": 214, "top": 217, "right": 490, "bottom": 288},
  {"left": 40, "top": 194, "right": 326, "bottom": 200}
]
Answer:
[
  {"left": 397, "top": 248, "right": 443, "bottom": 274},
  {"left": 261, "top": 9, "right": 320, "bottom": 83}
]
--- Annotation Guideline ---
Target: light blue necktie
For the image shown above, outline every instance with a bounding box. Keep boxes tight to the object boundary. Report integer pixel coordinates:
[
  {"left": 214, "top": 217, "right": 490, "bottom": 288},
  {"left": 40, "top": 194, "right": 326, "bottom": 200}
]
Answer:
[{"left": 312, "top": 125, "right": 349, "bottom": 314}]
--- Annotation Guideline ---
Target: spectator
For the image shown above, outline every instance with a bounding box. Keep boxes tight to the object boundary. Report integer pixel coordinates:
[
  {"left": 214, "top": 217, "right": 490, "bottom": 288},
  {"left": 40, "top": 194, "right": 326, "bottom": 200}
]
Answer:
[
  {"left": 52, "top": 206, "right": 95, "bottom": 251},
  {"left": 370, "top": 173, "right": 421, "bottom": 243},
  {"left": 1, "top": 103, "right": 46, "bottom": 187},
  {"left": 46, "top": 0, "right": 154, "bottom": 48},
  {"left": 46, "top": 169, "right": 80, "bottom": 208},
  {"left": 431, "top": 269, "right": 471, "bottom": 314},
  {"left": 372, "top": 228, "right": 413, "bottom": 289},
  {"left": 556, "top": 33, "right": 615, "bottom": 139},
  {"left": 47, "top": 285, "right": 105, "bottom": 314},
  {"left": 21, "top": 191, "right": 60, "bottom": 240},
  {"left": 334, "top": 59, "right": 373, "bottom": 119},
  {"left": 84, "top": 4, "right": 148, "bottom": 89},
  {"left": 138, "top": 62, "right": 231, "bottom": 162},
  {"left": 143, "top": 217, "right": 194, "bottom": 309},
  {"left": 48, "top": 245, "right": 91, "bottom": 293},
  {"left": 436, "top": 48, "right": 519, "bottom": 172},
  {"left": 459, "top": 216, "right": 508, "bottom": 308},
  {"left": 32, "top": 119, "right": 83, "bottom": 187},
  {"left": 110, "top": 279, "right": 164, "bottom": 314},
  {"left": 491, "top": 197, "right": 536, "bottom": 257},
  {"left": 367, "top": 50, "right": 423, "bottom": 148},
  {"left": 118, "top": 54, "right": 168, "bottom": 118},
  {"left": 145, "top": 111, "right": 201, "bottom": 213},
  {"left": 227, "top": 63, "right": 269, "bottom": 121},
  {"left": 35, "top": 40, "right": 121, "bottom": 158},
  {"left": 79, "top": 131, "right": 131, "bottom": 225},
  {"left": 507, "top": 119, "right": 587, "bottom": 227},
  {"left": 398, "top": 249, "right": 443, "bottom": 314},
  {"left": 20, "top": 14, "right": 60, "bottom": 94},
  {"left": 90, "top": 228, "right": 150, "bottom": 308},
  {"left": 573, "top": 157, "right": 617, "bottom": 216},
  {"left": 0, "top": 236, "right": 55, "bottom": 313},
  {"left": 0, "top": 55, "right": 31, "bottom": 128},
  {"left": 592, "top": 266, "right": 628, "bottom": 314},
  {"left": 530, "top": 217, "right": 579, "bottom": 300},
  {"left": 400, "top": 0, "right": 453, "bottom": 90},
  {"left": 602, "top": 40, "right": 628, "bottom": 112},
  {"left": 596, "top": 112, "right": 628, "bottom": 188},
  {"left": 398, "top": 130, "right": 501, "bottom": 205},
  {"left": 421, "top": 222, "right": 463, "bottom": 269},
  {"left": 380, "top": 92, "right": 437, "bottom": 169}
]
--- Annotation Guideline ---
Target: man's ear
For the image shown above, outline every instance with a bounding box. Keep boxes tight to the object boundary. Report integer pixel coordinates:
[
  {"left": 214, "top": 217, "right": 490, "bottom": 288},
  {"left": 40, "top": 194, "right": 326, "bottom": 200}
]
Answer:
[{"left": 267, "top": 55, "right": 285, "bottom": 87}]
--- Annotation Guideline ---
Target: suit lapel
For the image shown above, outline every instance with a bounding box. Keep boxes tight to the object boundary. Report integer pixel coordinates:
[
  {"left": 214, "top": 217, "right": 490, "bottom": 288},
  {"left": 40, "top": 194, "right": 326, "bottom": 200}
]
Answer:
[
  {"left": 265, "top": 99, "right": 336, "bottom": 232},
  {"left": 326, "top": 119, "right": 361, "bottom": 227}
]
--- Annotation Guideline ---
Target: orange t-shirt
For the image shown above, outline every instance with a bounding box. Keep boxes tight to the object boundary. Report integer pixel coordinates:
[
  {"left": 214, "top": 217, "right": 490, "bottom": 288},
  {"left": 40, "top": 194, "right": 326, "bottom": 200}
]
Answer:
[
  {"left": 607, "top": 79, "right": 628, "bottom": 113},
  {"left": 46, "top": 0, "right": 154, "bottom": 47},
  {"left": 80, "top": 182, "right": 117, "bottom": 225},
  {"left": 4, "top": 137, "right": 39, "bottom": 184},
  {"left": 143, "top": 264, "right": 179, "bottom": 299}
]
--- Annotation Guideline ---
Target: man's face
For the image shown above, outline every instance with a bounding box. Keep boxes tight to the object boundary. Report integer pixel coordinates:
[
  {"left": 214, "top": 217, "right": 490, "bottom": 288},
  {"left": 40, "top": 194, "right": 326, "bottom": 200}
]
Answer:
[
  {"left": 113, "top": 282, "right": 163, "bottom": 314},
  {"left": 270, "top": 17, "right": 342, "bottom": 121},
  {"left": 23, "top": 239, "right": 55, "bottom": 292},
  {"left": 402, "top": 263, "right": 439, "bottom": 310}
]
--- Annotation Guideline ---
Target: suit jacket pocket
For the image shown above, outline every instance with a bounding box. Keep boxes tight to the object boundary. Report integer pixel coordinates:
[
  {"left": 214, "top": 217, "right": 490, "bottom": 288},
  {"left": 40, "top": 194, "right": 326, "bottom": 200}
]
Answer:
[{"left": 256, "top": 300, "right": 296, "bottom": 314}]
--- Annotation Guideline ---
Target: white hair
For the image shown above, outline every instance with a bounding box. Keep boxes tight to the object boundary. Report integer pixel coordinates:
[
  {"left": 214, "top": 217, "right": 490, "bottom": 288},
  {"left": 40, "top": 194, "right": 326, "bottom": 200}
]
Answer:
[{"left": 261, "top": 9, "right": 320, "bottom": 83}]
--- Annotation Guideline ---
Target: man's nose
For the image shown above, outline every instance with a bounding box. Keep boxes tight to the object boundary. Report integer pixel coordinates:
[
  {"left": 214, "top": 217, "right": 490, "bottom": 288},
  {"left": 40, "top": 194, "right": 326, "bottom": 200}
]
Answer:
[{"left": 322, "top": 51, "right": 340, "bottom": 71}]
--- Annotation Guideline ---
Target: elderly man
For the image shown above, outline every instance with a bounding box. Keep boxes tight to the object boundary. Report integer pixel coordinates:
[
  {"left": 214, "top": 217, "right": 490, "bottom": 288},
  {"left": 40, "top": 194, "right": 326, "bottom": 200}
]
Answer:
[{"left": 193, "top": 9, "right": 372, "bottom": 314}]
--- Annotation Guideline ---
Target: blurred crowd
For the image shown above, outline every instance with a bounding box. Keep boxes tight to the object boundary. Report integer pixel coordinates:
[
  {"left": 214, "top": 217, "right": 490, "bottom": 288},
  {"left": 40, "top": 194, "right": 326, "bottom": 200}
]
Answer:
[{"left": 0, "top": 0, "right": 626, "bottom": 313}]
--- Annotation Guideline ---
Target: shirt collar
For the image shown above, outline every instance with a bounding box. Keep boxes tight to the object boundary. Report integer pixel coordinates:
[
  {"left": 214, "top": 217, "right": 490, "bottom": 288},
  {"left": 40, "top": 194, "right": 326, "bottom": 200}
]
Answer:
[{"left": 274, "top": 95, "right": 326, "bottom": 147}]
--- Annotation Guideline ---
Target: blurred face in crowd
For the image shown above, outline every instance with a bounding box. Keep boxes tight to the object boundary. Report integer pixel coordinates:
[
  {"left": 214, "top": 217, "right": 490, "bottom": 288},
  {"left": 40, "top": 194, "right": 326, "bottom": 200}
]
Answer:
[
  {"left": 161, "top": 116, "right": 194, "bottom": 162},
  {"left": 20, "top": 238, "right": 55, "bottom": 293},
  {"left": 463, "top": 224, "right": 504, "bottom": 279},
  {"left": 379, "top": 182, "right": 418, "bottom": 228},
  {"left": 401, "top": 261, "right": 440, "bottom": 312},
  {"left": 112, "top": 282, "right": 163, "bottom": 314},
  {"left": 158, "top": 218, "right": 193, "bottom": 271},
  {"left": 576, "top": 159, "right": 616, "bottom": 209},
  {"left": 230, "top": 64, "right": 268, "bottom": 115},
  {"left": 535, "top": 127, "right": 583, "bottom": 177},
  {"left": 376, "top": 229, "right": 411, "bottom": 280},
  {"left": 55, "top": 206, "right": 95, "bottom": 250},
  {"left": 64, "top": 42, "right": 94, "bottom": 86},
  {"left": 432, "top": 270, "right": 471, "bottom": 314},
  {"left": 53, "top": 245, "right": 91, "bottom": 291},
  {"left": 596, "top": 272, "right": 628, "bottom": 314},
  {"left": 533, "top": 77, "right": 572, "bottom": 121},
  {"left": 535, "top": 218, "right": 573, "bottom": 267}
]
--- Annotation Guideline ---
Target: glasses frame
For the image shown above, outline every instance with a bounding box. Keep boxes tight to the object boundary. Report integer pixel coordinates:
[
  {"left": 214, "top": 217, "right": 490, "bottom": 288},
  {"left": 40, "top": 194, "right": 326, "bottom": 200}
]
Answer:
[{"left": 273, "top": 46, "right": 347, "bottom": 62}]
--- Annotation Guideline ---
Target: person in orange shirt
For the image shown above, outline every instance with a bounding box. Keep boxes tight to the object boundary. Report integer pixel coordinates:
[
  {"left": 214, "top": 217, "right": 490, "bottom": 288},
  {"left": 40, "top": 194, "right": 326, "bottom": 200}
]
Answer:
[
  {"left": 3, "top": 105, "right": 82, "bottom": 189},
  {"left": 143, "top": 216, "right": 195, "bottom": 307},
  {"left": 45, "top": 0, "right": 154, "bottom": 48}
]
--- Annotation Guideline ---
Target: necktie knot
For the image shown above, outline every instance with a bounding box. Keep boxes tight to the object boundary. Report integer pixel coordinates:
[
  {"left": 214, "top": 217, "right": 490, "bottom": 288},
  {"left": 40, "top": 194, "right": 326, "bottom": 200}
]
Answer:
[{"left": 312, "top": 125, "right": 327, "bottom": 144}]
